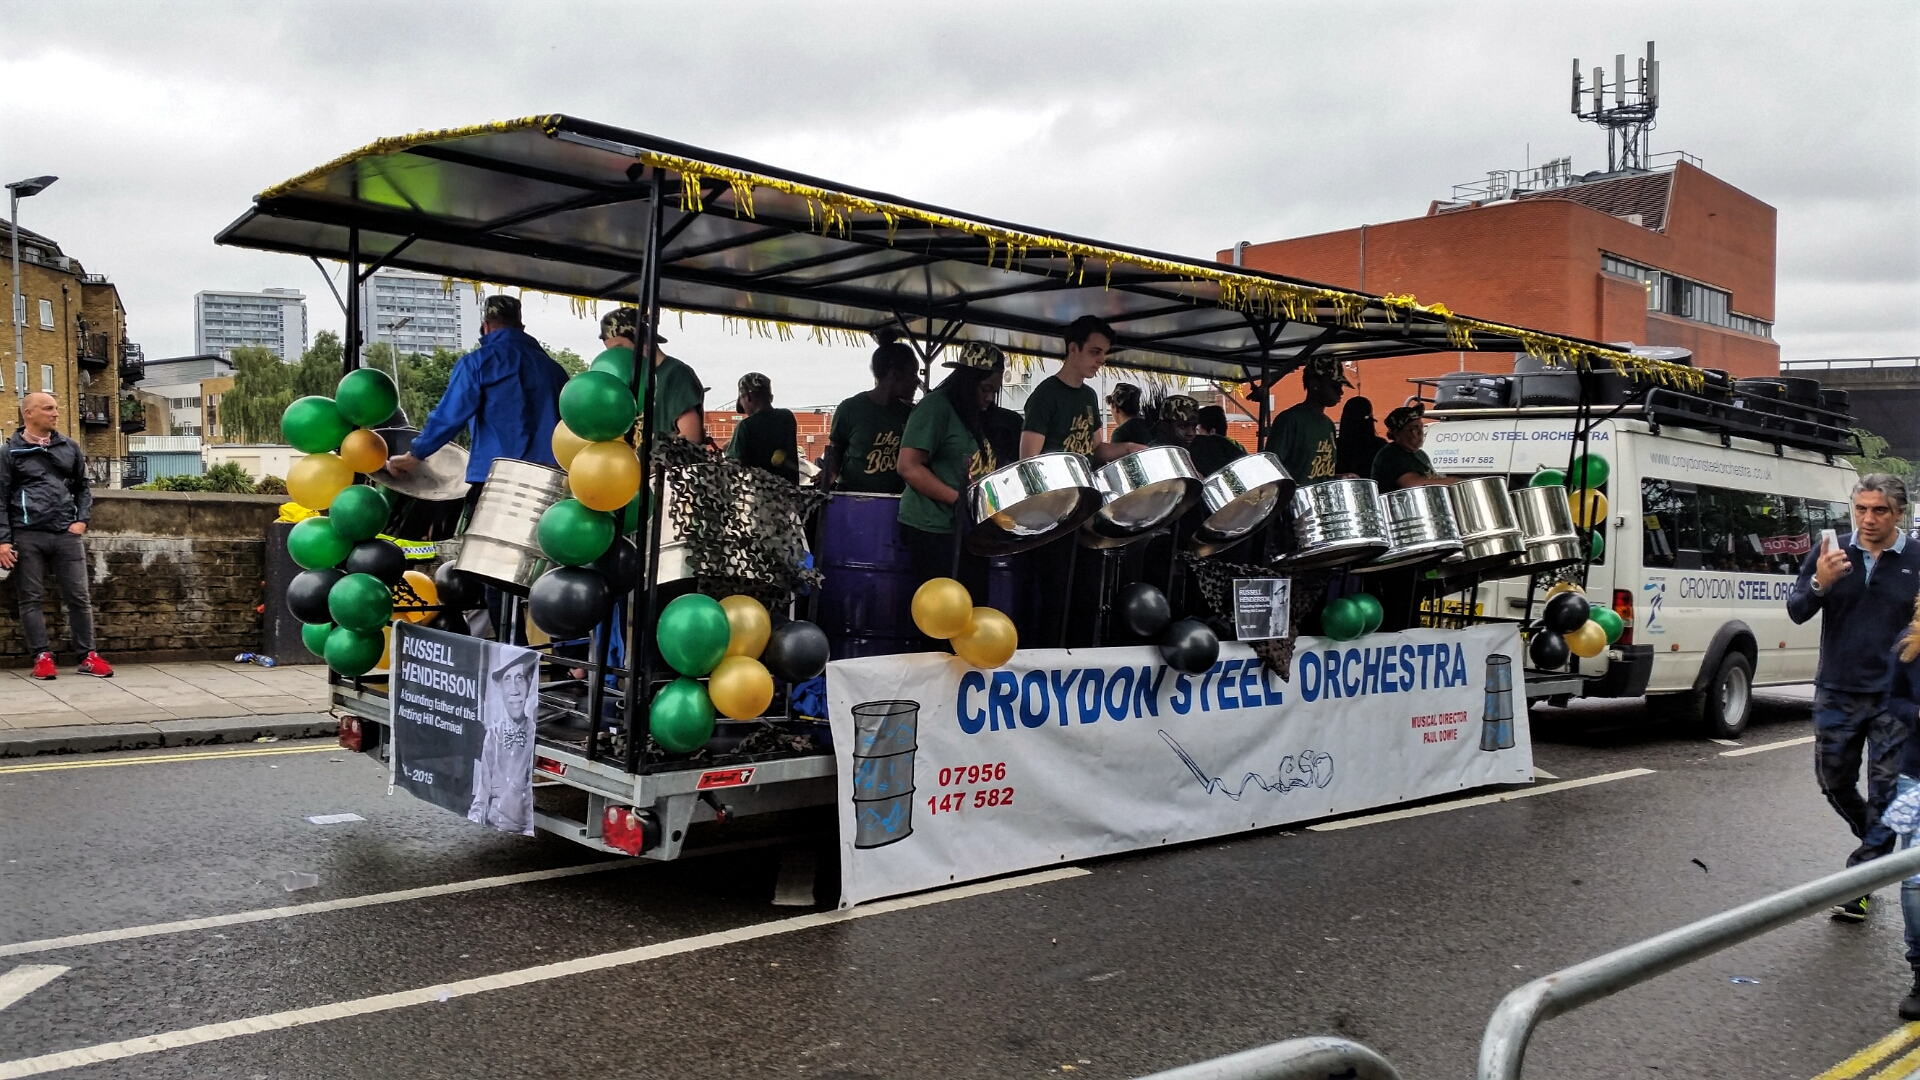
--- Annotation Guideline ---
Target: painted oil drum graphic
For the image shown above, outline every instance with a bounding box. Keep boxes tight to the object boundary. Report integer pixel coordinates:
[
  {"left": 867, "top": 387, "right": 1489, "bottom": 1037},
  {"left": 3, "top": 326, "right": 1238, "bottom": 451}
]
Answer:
[
  {"left": 850, "top": 699, "right": 919, "bottom": 757},
  {"left": 852, "top": 749, "right": 916, "bottom": 800},
  {"left": 851, "top": 700, "right": 920, "bottom": 848},
  {"left": 1481, "top": 653, "right": 1515, "bottom": 752}
]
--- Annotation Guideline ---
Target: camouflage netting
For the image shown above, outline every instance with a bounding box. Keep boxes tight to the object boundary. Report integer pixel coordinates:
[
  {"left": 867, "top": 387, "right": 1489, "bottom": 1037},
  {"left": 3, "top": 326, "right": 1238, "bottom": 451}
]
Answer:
[
  {"left": 1179, "top": 553, "right": 1331, "bottom": 682},
  {"left": 663, "top": 456, "right": 824, "bottom": 606}
]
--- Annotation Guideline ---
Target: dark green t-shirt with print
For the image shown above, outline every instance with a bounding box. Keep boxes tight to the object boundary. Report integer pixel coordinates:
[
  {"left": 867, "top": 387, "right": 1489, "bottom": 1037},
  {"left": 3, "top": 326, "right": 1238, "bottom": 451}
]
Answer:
[
  {"left": 1021, "top": 375, "right": 1101, "bottom": 456},
  {"left": 898, "top": 386, "right": 995, "bottom": 534},
  {"left": 725, "top": 407, "right": 798, "bottom": 483},
  {"left": 829, "top": 391, "right": 910, "bottom": 494},
  {"left": 1369, "top": 443, "right": 1434, "bottom": 493},
  {"left": 1265, "top": 402, "right": 1337, "bottom": 486},
  {"left": 1188, "top": 432, "right": 1249, "bottom": 478},
  {"left": 1110, "top": 417, "right": 1153, "bottom": 447}
]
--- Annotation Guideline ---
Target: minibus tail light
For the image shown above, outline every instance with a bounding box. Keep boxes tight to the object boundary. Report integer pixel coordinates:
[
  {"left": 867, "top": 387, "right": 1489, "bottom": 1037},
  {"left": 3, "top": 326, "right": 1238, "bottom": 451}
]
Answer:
[{"left": 1612, "top": 589, "right": 1634, "bottom": 648}]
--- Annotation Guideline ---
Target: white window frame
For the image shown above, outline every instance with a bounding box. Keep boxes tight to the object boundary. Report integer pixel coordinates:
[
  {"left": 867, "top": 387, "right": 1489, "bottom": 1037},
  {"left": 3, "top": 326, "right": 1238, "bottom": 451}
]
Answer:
[
  {"left": 37, "top": 298, "right": 54, "bottom": 330},
  {"left": 41, "top": 364, "right": 54, "bottom": 392}
]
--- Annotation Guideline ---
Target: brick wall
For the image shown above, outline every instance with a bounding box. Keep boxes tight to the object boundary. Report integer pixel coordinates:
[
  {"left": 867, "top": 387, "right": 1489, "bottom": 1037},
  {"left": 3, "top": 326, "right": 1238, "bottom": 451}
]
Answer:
[{"left": 0, "top": 490, "right": 283, "bottom": 664}]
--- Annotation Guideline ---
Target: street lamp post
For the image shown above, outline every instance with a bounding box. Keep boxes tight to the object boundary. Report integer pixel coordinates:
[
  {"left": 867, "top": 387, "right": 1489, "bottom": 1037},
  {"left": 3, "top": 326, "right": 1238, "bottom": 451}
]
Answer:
[
  {"left": 7, "top": 175, "right": 58, "bottom": 396},
  {"left": 384, "top": 314, "right": 412, "bottom": 392}
]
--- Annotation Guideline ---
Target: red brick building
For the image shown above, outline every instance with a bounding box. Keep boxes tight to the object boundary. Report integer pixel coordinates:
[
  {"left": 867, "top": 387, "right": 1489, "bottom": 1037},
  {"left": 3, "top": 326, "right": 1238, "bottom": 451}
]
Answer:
[{"left": 1226, "top": 161, "right": 1779, "bottom": 411}]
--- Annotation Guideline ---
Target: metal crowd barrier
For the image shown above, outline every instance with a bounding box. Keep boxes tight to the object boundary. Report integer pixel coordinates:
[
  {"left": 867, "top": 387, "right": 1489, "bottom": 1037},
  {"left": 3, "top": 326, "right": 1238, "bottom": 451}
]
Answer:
[{"left": 1129, "top": 844, "right": 1920, "bottom": 1080}]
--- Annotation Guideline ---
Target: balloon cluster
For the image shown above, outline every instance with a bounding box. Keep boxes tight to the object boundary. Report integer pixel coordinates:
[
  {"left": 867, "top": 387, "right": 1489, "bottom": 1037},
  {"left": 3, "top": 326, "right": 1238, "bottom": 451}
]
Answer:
[
  {"left": 647, "top": 593, "right": 830, "bottom": 753},
  {"left": 286, "top": 504, "right": 448, "bottom": 676},
  {"left": 1526, "top": 584, "right": 1622, "bottom": 669},
  {"left": 1531, "top": 453, "right": 1609, "bottom": 531},
  {"left": 281, "top": 369, "right": 401, "bottom": 511},
  {"left": 911, "top": 578, "right": 1018, "bottom": 668},
  {"left": 1114, "top": 582, "right": 1218, "bottom": 675},
  {"left": 1321, "top": 592, "right": 1383, "bottom": 643}
]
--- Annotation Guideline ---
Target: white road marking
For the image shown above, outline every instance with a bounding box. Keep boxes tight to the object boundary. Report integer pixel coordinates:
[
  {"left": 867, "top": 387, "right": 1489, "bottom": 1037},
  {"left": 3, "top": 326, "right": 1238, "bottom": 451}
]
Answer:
[
  {"left": 303, "top": 813, "right": 364, "bottom": 825},
  {"left": 1721, "top": 735, "right": 1816, "bottom": 758},
  {"left": 0, "top": 867, "right": 1090, "bottom": 1078},
  {"left": 1306, "top": 769, "right": 1656, "bottom": 832},
  {"left": 1532, "top": 766, "right": 1560, "bottom": 779},
  {"left": 772, "top": 850, "right": 816, "bottom": 907},
  {"left": 1710, "top": 738, "right": 1743, "bottom": 747},
  {"left": 0, "top": 966, "right": 67, "bottom": 1013}
]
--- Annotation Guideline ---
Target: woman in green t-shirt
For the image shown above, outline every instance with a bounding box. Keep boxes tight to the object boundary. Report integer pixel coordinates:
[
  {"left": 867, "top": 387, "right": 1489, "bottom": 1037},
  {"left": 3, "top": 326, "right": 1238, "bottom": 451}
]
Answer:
[{"left": 896, "top": 342, "right": 1003, "bottom": 600}]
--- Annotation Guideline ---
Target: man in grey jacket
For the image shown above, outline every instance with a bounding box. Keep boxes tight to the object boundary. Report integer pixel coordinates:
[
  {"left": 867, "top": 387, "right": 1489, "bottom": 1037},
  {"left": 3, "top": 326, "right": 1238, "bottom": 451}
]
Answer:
[{"left": 0, "top": 392, "right": 113, "bottom": 679}]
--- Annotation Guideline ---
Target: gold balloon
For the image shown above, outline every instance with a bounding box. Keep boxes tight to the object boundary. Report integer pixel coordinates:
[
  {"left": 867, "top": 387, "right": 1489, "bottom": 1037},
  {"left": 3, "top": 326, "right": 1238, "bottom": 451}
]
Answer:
[
  {"left": 720, "top": 594, "right": 771, "bottom": 659},
  {"left": 1572, "top": 489, "right": 1609, "bottom": 530},
  {"left": 569, "top": 440, "right": 642, "bottom": 512},
  {"left": 912, "top": 577, "right": 974, "bottom": 640},
  {"left": 287, "top": 452, "right": 354, "bottom": 510},
  {"left": 375, "top": 624, "right": 393, "bottom": 671},
  {"left": 951, "top": 607, "right": 1018, "bottom": 668},
  {"left": 1566, "top": 620, "right": 1608, "bottom": 658},
  {"left": 399, "top": 569, "right": 438, "bottom": 624},
  {"left": 1545, "top": 581, "right": 1581, "bottom": 598},
  {"left": 552, "top": 420, "right": 590, "bottom": 471},
  {"left": 338, "top": 428, "right": 389, "bottom": 474},
  {"left": 708, "top": 655, "right": 775, "bottom": 720}
]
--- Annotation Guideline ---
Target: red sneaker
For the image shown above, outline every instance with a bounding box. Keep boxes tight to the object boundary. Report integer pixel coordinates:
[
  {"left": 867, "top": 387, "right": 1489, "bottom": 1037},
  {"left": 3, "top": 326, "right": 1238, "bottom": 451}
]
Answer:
[
  {"left": 77, "top": 652, "right": 114, "bottom": 678},
  {"left": 30, "top": 652, "right": 56, "bottom": 680}
]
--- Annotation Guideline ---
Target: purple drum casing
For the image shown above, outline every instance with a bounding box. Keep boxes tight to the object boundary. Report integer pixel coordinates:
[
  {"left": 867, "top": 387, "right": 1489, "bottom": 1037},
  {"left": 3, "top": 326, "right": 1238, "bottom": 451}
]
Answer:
[{"left": 817, "top": 493, "right": 918, "bottom": 658}]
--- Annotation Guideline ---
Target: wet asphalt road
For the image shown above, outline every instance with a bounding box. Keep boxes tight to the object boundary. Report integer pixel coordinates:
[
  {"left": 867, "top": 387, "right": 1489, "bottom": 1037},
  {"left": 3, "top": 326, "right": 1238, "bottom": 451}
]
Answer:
[{"left": 0, "top": 689, "right": 1907, "bottom": 1080}]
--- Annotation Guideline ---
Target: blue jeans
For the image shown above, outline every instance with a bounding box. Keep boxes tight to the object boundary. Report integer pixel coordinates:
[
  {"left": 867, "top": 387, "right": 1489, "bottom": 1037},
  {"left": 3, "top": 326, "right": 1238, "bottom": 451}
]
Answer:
[
  {"left": 1900, "top": 777, "right": 1920, "bottom": 968},
  {"left": 1814, "top": 688, "right": 1907, "bottom": 862}
]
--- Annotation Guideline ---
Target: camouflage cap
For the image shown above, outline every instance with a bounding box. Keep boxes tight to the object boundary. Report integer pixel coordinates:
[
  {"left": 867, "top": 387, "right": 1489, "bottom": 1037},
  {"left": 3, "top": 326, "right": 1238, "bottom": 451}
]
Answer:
[
  {"left": 943, "top": 341, "right": 1007, "bottom": 377},
  {"left": 1161, "top": 395, "right": 1199, "bottom": 423},
  {"left": 1301, "top": 356, "right": 1354, "bottom": 388},
  {"left": 738, "top": 371, "right": 772, "bottom": 396},
  {"left": 1384, "top": 402, "right": 1426, "bottom": 432},
  {"left": 598, "top": 306, "right": 667, "bottom": 344},
  {"left": 1107, "top": 381, "right": 1142, "bottom": 412}
]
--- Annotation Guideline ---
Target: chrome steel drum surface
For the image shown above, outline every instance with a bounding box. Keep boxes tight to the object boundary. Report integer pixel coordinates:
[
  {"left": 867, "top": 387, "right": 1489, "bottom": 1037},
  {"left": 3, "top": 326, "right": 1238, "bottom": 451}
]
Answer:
[
  {"left": 1280, "top": 479, "right": 1389, "bottom": 570},
  {"left": 1508, "top": 484, "right": 1583, "bottom": 571},
  {"left": 1080, "top": 446, "right": 1204, "bottom": 549},
  {"left": 1438, "top": 476, "right": 1525, "bottom": 578},
  {"left": 1187, "top": 452, "right": 1293, "bottom": 556},
  {"left": 965, "top": 452, "right": 1101, "bottom": 555},
  {"left": 1354, "top": 485, "right": 1462, "bottom": 573},
  {"left": 453, "top": 458, "right": 570, "bottom": 594}
]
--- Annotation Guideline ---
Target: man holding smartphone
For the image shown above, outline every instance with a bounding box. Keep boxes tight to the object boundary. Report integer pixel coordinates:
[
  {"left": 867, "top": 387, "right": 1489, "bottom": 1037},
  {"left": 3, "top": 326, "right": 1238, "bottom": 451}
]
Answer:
[{"left": 1789, "top": 473, "right": 1920, "bottom": 920}]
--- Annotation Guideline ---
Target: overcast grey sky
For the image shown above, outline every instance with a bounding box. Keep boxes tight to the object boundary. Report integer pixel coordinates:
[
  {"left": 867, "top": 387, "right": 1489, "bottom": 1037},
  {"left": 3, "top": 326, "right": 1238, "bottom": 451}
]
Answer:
[{"left": 3, "top": 0, "right": 1914, "bottom": 410}]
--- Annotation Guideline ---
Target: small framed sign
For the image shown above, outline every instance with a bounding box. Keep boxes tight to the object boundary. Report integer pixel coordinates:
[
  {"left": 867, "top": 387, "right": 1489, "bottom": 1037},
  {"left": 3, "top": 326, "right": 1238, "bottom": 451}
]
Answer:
[{"left": 1233, "top": 578, "right": 1291, "bottom": 642}]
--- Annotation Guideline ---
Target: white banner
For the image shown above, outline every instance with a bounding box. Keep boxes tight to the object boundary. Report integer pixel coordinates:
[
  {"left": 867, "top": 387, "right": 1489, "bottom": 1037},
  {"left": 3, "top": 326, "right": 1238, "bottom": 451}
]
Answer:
[{"left": 825, "top": 624, "right": 1531, "bottom": 907}]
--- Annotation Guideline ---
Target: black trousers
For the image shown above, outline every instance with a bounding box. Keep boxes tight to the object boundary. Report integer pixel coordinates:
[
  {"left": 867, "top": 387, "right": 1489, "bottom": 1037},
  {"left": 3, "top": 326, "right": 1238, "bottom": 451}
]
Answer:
[{"left": 11, "top": 529, "right": 94, "bottom": 656}]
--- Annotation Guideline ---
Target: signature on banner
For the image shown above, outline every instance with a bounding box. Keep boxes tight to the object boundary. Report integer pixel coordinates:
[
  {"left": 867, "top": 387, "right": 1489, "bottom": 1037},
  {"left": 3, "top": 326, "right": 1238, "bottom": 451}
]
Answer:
[{"left": 1158, "top": 731, "right": 1334, "bottom": 801}]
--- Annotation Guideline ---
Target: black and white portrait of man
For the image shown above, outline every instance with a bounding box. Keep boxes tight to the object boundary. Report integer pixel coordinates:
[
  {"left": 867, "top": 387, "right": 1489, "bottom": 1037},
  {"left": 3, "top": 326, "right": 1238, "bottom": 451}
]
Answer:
[{"left": 470, "top": 646, "right": 538, "bottom": 835}]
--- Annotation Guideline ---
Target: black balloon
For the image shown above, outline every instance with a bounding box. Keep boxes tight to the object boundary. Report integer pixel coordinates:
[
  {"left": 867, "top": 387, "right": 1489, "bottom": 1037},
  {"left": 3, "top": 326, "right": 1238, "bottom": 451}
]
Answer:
[
  {"left": 1528, "top": 628, "right": 1571, "bottom": 669},
  {"left": 286, "top": 568, "right": 343, "bottom": 624},
  {"left": 1542, "top": 591, "right": 1591, "bottom": 634},
  {"left": 528, "top": 567, "right": 612, "bottom": 641},
  {"left": 433, "top": 561, "right": 485, "bottom": 610},
  {"left": 1117, "top": 583, "right": 1172, "bottom": 638},
  {"left": 425, "top": 609, "right": 469, "bottom": 636},
  {"left": 589, "top": 536, "right": 640, "bottom": 595},
  {"left": 764, "top": 620, "right": 830, "bottom": 683},
  {"left": 343, "top": 539, "right": 407, "bottom": 586},
  {"left": 1158, "top": 618, "right": 1220, "bottom": 675}
]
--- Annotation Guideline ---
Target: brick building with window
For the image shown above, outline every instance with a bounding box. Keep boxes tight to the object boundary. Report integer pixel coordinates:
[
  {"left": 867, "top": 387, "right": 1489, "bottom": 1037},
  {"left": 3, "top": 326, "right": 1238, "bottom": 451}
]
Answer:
[{"left": 1225, "top": 159, "right": 1778, "bottom": 411}]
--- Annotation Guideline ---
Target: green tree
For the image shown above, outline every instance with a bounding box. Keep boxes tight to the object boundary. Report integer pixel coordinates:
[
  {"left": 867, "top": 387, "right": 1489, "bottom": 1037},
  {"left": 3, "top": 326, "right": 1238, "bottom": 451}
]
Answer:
[
  {"left": 220, "top": 346, "right": 294, "bottom": 443},
  {"left": 1847, "top": 428, "right": 1913, "bottom": 484},
  {"left": 549, "top": 345, "right": 586, "bottom": 377}
]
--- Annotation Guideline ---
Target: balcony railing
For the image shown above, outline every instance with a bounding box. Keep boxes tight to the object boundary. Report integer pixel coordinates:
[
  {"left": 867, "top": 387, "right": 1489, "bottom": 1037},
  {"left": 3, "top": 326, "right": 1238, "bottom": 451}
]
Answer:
[
  {"left": 77, "top": 332, "right": 111, "bottom": 372},
  {"left": 79, "top": 395, "right": 112, "bottom": 428},
  {"left": 119, "top": 402, "right": 146, "bottom": 434},
  {"left": 119, "top": 342, "right": 145, "bottom": 385}
]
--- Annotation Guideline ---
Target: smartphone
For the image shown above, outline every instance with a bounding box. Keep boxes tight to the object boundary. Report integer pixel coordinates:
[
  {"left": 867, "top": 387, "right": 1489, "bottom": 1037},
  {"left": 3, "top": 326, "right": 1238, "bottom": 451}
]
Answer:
[{"left": 1819, "top": 528, "right": 1838, "bottom": 554}]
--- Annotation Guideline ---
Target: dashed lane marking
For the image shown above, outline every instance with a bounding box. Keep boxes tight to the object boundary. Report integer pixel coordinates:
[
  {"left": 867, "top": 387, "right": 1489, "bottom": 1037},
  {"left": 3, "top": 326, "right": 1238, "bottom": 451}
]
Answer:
[
  {"left": 0, "top": 745, "right": 338, "bottom": 774},
  {"left": 0, "top": 966, "right": 67, "bottom": 1013},
  {"left": 1720, "top": 735, "right": 1816, "bottom": 758},
  {"left": 0, "top": 866, "right": 1092, "bottom": 1078},
  {"left": 1306, "top": 769, "right": 1656, "bottom": 832},
  {"left": 1812, "top": 1024, "right": 1920, "bottom": 1080}
]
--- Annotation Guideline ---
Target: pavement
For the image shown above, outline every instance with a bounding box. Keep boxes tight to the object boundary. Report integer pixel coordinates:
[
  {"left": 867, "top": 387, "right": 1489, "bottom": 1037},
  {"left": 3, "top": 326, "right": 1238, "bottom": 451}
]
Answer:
[
  {"left": 4, "top": 687, "right": 1919, "bottom": 1080},
  {"left": 0, "top": 661, "right": 335, "bottom": 757}
]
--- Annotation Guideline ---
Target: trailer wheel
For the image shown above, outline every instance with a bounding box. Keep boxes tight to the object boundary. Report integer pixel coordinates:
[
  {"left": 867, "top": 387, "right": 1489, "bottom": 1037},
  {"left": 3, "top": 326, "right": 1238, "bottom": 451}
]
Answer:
[{"left": 1651, "top": 652, "right": 1752, "bottom": 739}]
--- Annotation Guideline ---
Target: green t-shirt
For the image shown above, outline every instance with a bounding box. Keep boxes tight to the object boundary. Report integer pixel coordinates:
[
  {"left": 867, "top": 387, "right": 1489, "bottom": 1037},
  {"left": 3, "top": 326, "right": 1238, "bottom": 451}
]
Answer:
[
  {"left": 646, "top": 355, "right": 706, "bottom": 439},
  {"left": 1369, "top": 443, "right": 1434, "bottom": 493},
  {"left": 1189, "top": 432, "right": 1249, "bottom": 478},
  {"left": 1021, "top": 375, "right": 1101, "bottom": 456},
  {"left": 1110, "top": 417, "right": 1153, "bottom": 447},
  {"left": 829, "top": 391, "right": 910, "bottom": 494},
  {"left": 1265, "top": 403, "right": 1337, "bottom": 486},
  {"left": 898, "top": 386, "right": 995, "bottom": 534},
  {"left": 726, "top": 407, "right": 799, "bottom": 483}
]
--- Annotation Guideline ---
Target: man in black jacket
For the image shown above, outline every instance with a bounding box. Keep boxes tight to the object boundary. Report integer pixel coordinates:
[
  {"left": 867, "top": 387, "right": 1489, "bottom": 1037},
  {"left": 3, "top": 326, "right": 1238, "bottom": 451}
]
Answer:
[{"left": 0, "top": 392, "right": 112, "bottom": 679}]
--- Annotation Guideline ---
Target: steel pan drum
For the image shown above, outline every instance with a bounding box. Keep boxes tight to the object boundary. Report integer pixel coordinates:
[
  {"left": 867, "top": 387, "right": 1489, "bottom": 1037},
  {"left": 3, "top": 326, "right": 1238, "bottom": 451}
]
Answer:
[
  {"left": 453, "top": 459, "right": 570, "bottom": 594},
  {"left": 1508, "top": 484, "right": 1583, "bottom": 571},
  {"left": 1187, "top": 452, "right": 1293, "bottom": 556},
  {"left": 816, "top": 493, "right": 917, "bottom": 659},
  {"left": 965, "top": 452, "right": 1101, "bottom": 555},
  {"left": 1438, "top": 476, "right": 1525, "bottom": 577},
  {"left": 1354, "top": 485, "right": 1462, "bottom": 573},
  {"left": 1080, "top": 446, "right": 1204, "bottom": 549},
  {"left": 1280, "top": 479, "right": 1390, "bottom": 570}
]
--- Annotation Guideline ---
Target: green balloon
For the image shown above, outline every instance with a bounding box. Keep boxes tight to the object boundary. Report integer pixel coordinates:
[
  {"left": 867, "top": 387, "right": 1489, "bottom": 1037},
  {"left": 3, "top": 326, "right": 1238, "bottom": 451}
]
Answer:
[
  {"left": 1321, "top": 597, "right": 1365, "bottom": 642},
  {"left": 328, "top": 572, "right": 393, "bottom": 632},
  {"left": 336, "top": 368, "right": 400, "bottom": 429},
  {"left": 1530, "top": 469, "right": 1566, "bottom": 489},
  {"left": 324, "top": 624, "right": 386, "bottom": 678},
  {"left": 618, "top": 494, "right": 643, "bottom": 535},
  {"left": 1568, "top": 453, "right": 1610, "bottom": 489},
  {"left": 282, "top": 396, "right": 353, "bottom": 454},
  {"left": 1591, "top": 607, "right": 1625, "bottom": 645},
  {"left": 657, "top": 593, "right": 731, "bottom": 676},
  {"left": 1590, "top": 530, "right": 1606, "bottom": 560},
  {"left": 589, "top": 347, "right": 638, "bottom": 387},
  {"left": 288, "top": 516, "right": 352, "bottom": 570},
  {"left": 559, "top": 370, "right": 638, "bottom": 442},
  {"left": 328, "top": 485, "right": 389, "bottom": 543},
  {"left": 649, "top": 677, "right": 716, "bottom": 753},
  {"left": 300, "top": 621, "right": 334, "bottom": 657},
  {"left": 1351, "top": 592, "right": 1384, "bottom": 636},
  {"left": 537, "top": 499, "right": 615, "bottom": 566}
]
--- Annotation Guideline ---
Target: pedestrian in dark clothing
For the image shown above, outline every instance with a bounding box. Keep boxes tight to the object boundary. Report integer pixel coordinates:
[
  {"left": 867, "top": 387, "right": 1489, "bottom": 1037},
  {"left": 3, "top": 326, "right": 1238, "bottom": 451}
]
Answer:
[
  {"left": 1878, "top": 607, "right": 1920, "bottom": 1017},
  {"left": 1335, "top": 396, "right": 1386, "bottom": 480},
  {"left": 0, "top": 392, "right": 113, "bottom": 679},
  {"left": 1787, "top": 472, "right": 1920, "bottom": 920}
]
